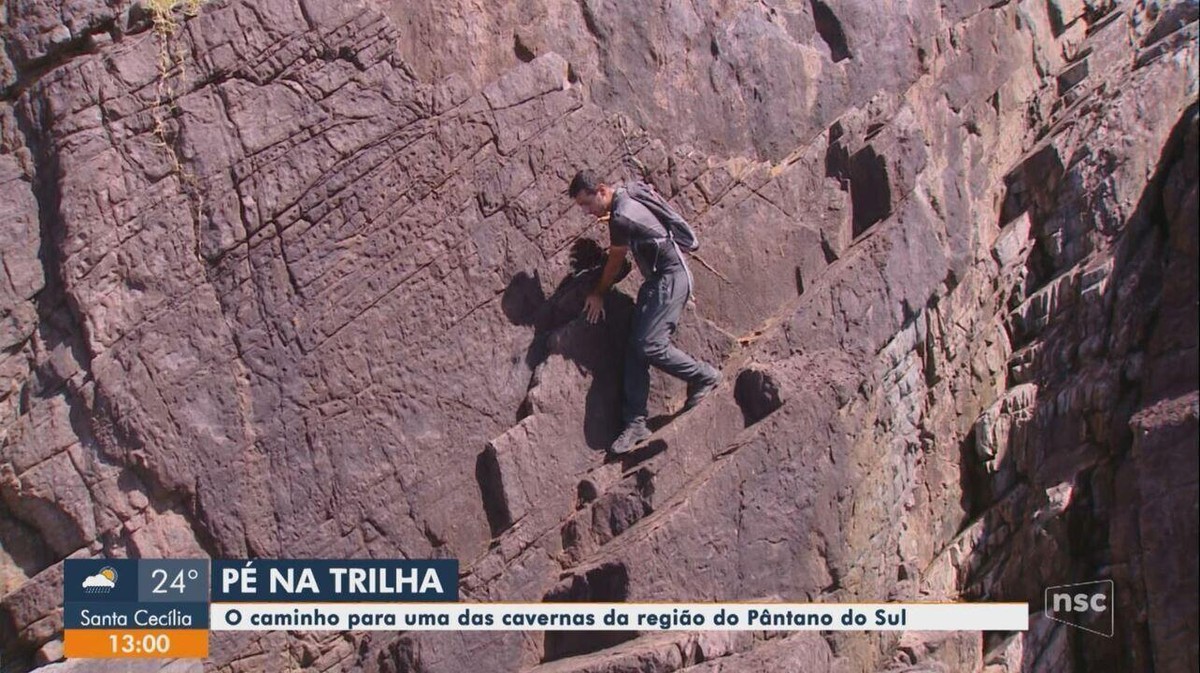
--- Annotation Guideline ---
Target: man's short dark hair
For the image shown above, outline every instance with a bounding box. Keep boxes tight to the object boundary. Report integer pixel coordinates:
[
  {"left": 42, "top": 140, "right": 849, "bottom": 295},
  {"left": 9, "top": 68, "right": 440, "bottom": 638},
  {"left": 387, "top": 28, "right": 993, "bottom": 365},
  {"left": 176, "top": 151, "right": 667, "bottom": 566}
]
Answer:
[{"left": 568, "top": 169, "right": 604, "bottom": 198}]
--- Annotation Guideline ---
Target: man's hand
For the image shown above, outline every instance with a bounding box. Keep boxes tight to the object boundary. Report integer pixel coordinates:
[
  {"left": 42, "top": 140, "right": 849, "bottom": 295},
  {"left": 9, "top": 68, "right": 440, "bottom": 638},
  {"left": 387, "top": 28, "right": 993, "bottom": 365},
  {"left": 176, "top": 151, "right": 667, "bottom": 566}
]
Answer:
[
  {"left": 583, "top": 244, "right": 627, "bottom": 325},
  {"left": 582, "top": 293, "right": 606, "bottom": 324}
]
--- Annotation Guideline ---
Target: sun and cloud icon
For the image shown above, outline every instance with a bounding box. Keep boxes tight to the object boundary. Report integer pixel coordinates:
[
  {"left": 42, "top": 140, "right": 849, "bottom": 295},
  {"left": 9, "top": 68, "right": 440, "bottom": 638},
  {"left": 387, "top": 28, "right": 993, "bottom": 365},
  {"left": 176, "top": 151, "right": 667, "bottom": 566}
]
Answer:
[{"left": 82, "top": 566, "right": 118, "bottom": 593}]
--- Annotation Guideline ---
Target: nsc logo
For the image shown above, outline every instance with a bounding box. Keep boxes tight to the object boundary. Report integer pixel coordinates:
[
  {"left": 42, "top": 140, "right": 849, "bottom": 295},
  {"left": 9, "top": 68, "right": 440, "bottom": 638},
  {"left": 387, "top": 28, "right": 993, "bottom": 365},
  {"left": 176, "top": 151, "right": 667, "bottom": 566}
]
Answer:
[{"left": 1044, "top": 579, "right": 1114, "bottom": 637}]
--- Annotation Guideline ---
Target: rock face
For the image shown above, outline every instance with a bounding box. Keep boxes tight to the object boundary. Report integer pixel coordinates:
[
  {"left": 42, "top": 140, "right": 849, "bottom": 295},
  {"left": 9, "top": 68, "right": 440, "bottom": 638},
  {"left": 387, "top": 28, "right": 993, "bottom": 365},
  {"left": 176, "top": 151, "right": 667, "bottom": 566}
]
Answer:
[{"left": 1, "top": 0, "right": 1196, "bottom": 671}]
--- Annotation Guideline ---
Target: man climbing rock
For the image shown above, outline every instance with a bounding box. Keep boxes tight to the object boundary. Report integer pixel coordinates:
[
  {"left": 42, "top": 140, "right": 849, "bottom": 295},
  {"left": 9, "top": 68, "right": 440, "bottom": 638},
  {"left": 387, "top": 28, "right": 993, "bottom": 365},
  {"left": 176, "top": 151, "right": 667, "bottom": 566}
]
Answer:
[{"left": 568, "top": 169, "right": 722, "bottom": 455}]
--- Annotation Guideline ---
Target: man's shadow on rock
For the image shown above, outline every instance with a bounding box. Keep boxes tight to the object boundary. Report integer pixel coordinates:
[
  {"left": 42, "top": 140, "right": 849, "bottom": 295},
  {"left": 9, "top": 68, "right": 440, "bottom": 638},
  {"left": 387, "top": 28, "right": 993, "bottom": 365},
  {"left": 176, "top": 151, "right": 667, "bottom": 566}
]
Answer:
[{"left": 500, "top": 239, "right": 636, "bottom": 452}]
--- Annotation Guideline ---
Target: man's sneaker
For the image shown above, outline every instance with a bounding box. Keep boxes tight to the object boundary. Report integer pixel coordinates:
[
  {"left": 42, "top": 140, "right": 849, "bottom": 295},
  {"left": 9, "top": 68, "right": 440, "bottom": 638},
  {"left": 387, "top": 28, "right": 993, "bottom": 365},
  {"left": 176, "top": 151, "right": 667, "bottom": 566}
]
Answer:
[
  {"left": 683, "top": 369, "right": 722, "bottom": 412},
  {"left": 610, "top": 423, "right": 652, "bottom": 455}
]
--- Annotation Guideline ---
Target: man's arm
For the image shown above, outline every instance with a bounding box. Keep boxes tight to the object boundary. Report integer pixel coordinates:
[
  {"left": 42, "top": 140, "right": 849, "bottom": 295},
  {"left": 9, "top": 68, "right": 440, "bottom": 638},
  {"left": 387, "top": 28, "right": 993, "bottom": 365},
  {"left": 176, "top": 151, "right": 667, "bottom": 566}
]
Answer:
[
  {"left": 582, "top": 245, "right": 627, "bottom": 323},
  {"left": 593, "top": 244, "right": 628, "bottom": 296}
]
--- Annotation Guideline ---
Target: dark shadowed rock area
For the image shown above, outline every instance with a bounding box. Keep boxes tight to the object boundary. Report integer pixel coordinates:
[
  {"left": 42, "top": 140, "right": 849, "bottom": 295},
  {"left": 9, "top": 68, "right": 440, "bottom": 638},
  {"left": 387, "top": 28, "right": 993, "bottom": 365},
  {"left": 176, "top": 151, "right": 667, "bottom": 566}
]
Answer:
[{"left": 1, "top": 0, "right": 1197, "bottom": 670}]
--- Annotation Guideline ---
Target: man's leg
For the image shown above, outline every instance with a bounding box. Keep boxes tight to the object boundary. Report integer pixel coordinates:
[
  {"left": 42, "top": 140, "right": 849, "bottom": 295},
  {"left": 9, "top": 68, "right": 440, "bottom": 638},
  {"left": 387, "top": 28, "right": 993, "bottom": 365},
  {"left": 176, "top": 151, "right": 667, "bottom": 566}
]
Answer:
[
  {"left": 614, "top": 270, "right": 719, "bottom": 453},
  {"left": 634, "top": 270, "right": 712, "bottom": 383},
  {"left": 620, "top": 281, "right": 655, "bottom": 429},
  {"left": 613, "top": 278, "right": 671, "bottom": 453},
  {"left": 623, "top": 271, "right": 716, "bottom": 422},
  {"left": 612, "top": 283, "right": 654, "bottom": 453}
]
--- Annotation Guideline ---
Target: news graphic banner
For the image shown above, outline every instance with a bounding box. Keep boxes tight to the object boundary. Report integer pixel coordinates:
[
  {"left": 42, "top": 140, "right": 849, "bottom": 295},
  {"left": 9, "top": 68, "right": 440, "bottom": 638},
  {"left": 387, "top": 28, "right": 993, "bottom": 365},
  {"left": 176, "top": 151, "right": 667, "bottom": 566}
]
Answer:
[
  {"left": 208, "top": 602, "right": 1030, "bottom": 632},
  {"left": 61, "top": 558, "right": 457, "bottom": 659},
  {"left": 63, "top": 558, "right": 1029, "bottom": 660},
  {"left": 211, "top": 559, "right": 458, "bottom": 602},
  {"left": 63, "top": 559, "right": 210, "bottom": 658}
]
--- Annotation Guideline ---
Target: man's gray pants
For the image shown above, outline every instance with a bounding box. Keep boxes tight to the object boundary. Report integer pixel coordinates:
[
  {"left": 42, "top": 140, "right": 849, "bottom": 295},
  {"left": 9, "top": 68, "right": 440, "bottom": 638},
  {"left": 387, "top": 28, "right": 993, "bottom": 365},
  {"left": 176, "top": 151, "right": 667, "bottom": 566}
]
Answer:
[{"left": 622, "top": 267, "right": 712, "bottom": 427}]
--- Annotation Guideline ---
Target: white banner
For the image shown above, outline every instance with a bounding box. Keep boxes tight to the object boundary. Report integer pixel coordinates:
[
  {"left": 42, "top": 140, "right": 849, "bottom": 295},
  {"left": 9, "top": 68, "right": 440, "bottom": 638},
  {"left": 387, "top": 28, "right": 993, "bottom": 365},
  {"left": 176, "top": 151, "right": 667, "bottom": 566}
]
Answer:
[{"left": 210, "top": 602, "right": 1029, "bottom": 632}]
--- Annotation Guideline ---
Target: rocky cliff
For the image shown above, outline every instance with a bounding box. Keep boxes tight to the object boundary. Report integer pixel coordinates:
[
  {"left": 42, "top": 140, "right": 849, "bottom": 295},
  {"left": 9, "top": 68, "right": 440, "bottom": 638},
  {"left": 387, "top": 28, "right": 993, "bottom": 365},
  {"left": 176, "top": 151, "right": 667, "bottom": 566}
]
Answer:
[{"left": 1, "top": 0, "right": 1196, "bottom": 671}]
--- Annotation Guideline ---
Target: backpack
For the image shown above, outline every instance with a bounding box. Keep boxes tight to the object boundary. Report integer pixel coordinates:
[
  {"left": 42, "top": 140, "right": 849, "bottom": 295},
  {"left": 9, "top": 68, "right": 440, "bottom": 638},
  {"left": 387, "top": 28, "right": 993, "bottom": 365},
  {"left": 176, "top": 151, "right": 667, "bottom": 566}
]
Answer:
[{"left": 625, "top": 180, "right": 700, "bottom": 253}]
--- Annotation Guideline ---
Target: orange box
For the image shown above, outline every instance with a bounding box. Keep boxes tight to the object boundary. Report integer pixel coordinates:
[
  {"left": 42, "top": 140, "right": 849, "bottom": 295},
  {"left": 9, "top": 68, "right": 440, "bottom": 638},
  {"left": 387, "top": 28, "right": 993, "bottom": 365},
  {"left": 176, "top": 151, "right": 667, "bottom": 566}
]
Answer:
[{"left": 64, "top": 629, "right": 208, "bottom": 658}]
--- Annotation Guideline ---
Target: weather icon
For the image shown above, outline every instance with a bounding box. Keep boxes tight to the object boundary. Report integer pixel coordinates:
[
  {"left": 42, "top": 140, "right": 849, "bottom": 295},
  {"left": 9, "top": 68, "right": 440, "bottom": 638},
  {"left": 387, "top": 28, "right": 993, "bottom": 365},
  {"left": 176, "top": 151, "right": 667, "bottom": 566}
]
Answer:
[{"left": 82, "top": 566, "right": 118, "bottom": 593}]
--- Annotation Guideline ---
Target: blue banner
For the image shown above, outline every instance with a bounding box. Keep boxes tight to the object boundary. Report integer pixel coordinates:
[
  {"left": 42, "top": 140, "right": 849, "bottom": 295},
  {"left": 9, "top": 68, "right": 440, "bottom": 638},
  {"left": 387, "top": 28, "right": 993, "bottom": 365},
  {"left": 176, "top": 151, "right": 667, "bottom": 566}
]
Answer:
[
  {"left": 64, "top": 560, "right": 140, "bottom": 603},
  {"left": 64, "top": 558, "right": 211, "bottom": 636},
  {"left": 64, "top": 601, "right": 210, "bottom": 629},
  {"left": 211, "top": 559, "right": 458, "bottom": 602},
  {"left": 64, "top": 559, "right": 209, "bottom": 604}
]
